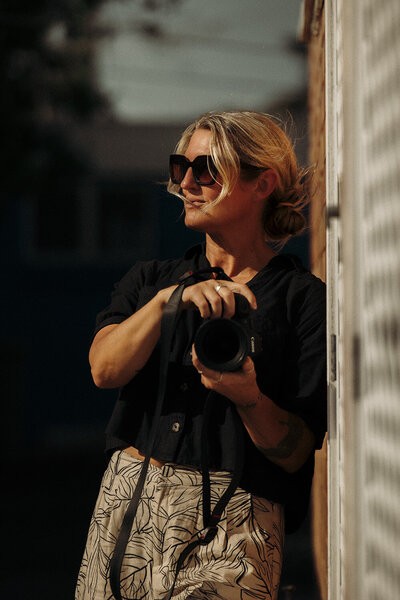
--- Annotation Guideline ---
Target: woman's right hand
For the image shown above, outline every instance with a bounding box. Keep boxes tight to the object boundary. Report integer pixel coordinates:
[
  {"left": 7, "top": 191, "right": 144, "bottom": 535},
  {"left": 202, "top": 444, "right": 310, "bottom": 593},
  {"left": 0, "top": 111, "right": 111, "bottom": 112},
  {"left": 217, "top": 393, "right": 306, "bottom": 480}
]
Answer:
[
  {"left": 90, "top": 279, "right": 257, "bottom": 389},
  {"left": 179, "top": 279, "right": 257, "bottom": 319}
]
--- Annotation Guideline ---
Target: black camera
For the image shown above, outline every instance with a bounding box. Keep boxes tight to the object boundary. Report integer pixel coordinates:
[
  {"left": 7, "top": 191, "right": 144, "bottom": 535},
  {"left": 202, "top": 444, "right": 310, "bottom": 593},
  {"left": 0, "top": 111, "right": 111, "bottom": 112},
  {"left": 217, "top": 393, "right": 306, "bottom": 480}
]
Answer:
[{"left": 193, "top": 293, "right": 261, "bottom": 372}]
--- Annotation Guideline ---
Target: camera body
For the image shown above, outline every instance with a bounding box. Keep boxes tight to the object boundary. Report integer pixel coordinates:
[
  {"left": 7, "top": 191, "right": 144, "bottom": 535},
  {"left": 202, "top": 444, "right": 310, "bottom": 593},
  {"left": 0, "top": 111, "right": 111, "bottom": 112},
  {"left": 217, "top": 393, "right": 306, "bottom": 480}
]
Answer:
[{"left": 193, "top": 293, "right": 261, "bottom": 372}]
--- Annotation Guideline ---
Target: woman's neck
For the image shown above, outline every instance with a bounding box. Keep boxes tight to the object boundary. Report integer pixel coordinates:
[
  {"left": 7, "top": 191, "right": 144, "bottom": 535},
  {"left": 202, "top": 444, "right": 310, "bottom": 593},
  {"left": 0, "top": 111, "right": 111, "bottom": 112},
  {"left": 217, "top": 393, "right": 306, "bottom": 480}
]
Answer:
[{"left": 205, "top": 233, "right": 277, "bottom": 282}]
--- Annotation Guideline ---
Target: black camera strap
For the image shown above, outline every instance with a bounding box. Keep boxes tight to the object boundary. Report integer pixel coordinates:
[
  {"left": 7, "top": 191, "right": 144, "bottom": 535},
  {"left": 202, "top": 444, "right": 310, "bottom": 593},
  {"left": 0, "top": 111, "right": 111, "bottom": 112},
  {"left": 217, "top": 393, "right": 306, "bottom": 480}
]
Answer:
[
  {"left": 158, "top": 393, "right": 244, "bottom": 600},
  {"left": 109, "top": 266, "right": 232, "bottom": 600},
  {"left": 109, "top": 282, "right": 185, "bottom": 600}
]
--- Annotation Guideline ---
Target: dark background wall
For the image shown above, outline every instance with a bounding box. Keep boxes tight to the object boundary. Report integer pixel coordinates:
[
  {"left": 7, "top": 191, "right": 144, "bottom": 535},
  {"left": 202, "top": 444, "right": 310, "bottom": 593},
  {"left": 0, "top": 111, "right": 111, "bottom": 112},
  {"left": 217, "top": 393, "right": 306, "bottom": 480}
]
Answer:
[
  {"left": 1, "top": 129, "right": 316, "bottom": 600},
  {"left": 0, "top": 22, "right": 316, "bottom": 593}
]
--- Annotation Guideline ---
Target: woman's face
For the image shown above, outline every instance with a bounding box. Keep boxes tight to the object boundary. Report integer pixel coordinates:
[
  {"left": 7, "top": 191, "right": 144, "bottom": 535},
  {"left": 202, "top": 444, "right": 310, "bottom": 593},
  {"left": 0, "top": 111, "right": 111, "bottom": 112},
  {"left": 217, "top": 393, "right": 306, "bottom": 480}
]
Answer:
[{"left": 180, "top": 129, "right": 259, "bottom": 235}]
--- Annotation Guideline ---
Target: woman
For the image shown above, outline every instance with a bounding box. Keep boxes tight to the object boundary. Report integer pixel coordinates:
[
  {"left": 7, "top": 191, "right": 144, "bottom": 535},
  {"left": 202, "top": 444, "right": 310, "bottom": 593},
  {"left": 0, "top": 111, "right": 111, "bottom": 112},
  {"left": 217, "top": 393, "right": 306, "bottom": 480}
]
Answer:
[{"left": 76, "top": 111, "right": 326, "bottom": 600}]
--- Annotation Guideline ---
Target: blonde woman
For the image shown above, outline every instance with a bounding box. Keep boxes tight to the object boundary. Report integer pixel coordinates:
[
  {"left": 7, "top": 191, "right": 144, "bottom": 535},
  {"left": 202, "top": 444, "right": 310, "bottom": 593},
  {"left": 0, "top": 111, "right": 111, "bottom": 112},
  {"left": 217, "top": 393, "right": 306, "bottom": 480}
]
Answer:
[{"left": 76, "top": 111, "right": 326, "bottom": 600}]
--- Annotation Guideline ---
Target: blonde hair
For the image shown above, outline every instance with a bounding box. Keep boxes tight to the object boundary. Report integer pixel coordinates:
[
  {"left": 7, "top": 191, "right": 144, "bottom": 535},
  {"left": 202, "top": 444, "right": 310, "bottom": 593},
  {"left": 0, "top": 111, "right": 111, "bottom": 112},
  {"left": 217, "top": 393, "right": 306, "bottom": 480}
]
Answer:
[{"left": 167, "top": 110, "right": 309, "bottom": 242}]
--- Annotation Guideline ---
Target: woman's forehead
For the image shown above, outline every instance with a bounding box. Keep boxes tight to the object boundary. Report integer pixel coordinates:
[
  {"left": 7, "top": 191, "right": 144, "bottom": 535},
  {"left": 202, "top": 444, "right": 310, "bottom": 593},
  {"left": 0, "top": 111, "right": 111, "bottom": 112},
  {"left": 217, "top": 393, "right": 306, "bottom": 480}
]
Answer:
[{"left": 185, "top": 129, "right": 212, "bottom": 158}]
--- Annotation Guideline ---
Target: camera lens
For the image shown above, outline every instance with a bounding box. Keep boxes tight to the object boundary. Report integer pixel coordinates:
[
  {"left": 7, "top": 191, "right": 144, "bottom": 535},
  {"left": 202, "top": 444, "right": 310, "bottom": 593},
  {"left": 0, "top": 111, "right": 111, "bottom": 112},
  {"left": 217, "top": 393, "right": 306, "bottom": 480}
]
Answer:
[{"left": 194, "top": 318, "right": 250, "bottom": 372}]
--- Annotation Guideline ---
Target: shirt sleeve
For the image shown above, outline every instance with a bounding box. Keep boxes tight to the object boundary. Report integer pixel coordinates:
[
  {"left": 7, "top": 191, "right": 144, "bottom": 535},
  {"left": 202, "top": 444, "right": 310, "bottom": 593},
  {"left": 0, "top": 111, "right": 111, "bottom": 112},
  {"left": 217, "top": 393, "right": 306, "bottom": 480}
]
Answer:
[
  {"left": 279, "top": 275, "right": 327, "bottom": 449},
  {"left": 92, "top": 262, "right": 147, "bottom": 338}
]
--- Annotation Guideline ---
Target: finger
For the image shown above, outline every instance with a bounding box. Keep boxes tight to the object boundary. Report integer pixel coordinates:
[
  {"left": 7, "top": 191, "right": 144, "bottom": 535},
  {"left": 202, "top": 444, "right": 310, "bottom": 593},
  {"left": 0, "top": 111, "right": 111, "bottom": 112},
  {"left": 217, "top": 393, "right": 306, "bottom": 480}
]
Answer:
[
  {"left": 235, "top": 287, "right": 257, "bottom": 311},
  {"left": 191, "top": 346, "right": 210, "bottom": 375},
  {"left": 192, "top": 345, "right": 224, "bottom": 383},
  {"left": 241, "top": 356, "right": 255, "bottom": 373},
  {"left": 214, "top": 284, "right": 236, "bottom": 319},
  {"left": 216, "top": 281, "right": 257, "bottom": 312},
  {"left": 182, "top": 283, "right": 224, "bottom": 318},
  {"left": 202, "top": 286, "right": 224, "bottom": 318},
  {"left": 182, "top": 287, "right": 214, "bottom": 319},
  {"left": 191, "top": 345, "right": 202, "bottom": 371}
]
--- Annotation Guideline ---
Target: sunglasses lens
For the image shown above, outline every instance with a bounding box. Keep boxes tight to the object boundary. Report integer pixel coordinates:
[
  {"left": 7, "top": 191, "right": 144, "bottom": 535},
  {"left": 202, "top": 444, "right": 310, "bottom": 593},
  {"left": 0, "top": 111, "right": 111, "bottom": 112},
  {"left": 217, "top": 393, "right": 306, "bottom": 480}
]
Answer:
[
  {"left": 193, "top": 156, "right": 216, "bottom": 185},
  {"left": 169, "top": 156, "right": 186, "bottom": 184},
  {"left": 169, "top": 155, "right": 218, "bottom": 185}
]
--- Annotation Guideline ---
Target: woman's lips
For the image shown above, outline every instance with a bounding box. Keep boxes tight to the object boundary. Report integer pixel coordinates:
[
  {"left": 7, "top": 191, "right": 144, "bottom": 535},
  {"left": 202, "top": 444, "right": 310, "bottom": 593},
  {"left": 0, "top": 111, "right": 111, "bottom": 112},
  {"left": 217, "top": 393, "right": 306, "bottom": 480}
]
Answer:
[{"left": 185, "top": 198, "right": 205, "bottom": 208}]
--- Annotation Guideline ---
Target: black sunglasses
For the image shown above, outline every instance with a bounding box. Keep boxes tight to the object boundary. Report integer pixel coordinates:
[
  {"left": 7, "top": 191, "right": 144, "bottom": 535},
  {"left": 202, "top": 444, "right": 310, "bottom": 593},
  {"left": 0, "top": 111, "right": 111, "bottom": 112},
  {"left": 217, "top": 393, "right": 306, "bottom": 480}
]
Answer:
[{"left": 169, "top": 154, "right": 218, "bottom": 186}]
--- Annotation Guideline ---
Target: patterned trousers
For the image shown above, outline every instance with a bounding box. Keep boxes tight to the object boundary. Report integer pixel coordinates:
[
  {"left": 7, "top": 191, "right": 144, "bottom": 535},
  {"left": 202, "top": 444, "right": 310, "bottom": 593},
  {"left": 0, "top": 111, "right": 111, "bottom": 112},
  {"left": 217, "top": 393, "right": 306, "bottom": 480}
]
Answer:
[{"left": 76, "top": 450, "right": 284, "bottom": 600}]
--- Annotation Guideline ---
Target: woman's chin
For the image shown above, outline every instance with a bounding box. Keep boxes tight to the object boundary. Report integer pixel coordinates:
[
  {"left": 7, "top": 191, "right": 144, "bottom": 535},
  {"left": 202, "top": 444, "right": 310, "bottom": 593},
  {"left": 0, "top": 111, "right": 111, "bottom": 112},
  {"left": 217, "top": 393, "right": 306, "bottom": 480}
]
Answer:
[
  {"left": 184, "top": 218, "right": 207, "bottom": 233},
  {"left": 184, "top": 210, "right": 208, "bottom": 232}
]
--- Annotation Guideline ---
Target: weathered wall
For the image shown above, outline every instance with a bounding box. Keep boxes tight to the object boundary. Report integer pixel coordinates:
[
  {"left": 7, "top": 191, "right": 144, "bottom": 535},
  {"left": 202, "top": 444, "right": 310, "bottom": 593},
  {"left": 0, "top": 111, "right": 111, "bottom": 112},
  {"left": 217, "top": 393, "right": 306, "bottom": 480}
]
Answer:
[
  {"left": 306, "top": 4, "right": 327, "bottom": 600},
  {"left": 308, "top": 8, "right": 326, "bottom": 282}
]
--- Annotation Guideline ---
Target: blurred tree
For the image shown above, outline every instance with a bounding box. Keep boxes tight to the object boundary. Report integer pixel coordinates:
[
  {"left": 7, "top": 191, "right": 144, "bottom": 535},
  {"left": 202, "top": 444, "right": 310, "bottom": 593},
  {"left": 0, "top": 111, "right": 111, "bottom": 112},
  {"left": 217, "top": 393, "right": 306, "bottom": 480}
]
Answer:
[
  {"left": 0, "top": 0, "right": 110, "bottom": 199},
  {"left": 0, "top": 0, "right": 185, "bottom": 209}
]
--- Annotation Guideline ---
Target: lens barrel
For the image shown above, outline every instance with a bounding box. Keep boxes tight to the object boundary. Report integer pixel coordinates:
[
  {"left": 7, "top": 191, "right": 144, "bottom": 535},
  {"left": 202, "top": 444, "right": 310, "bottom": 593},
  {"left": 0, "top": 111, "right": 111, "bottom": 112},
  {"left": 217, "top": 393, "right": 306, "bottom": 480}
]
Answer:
[
  {"left": 194, "top": 318, "right": 251, "bottom": 372},
  {"left": 193, "top": 293, "right": 259, "bottom": 372}
]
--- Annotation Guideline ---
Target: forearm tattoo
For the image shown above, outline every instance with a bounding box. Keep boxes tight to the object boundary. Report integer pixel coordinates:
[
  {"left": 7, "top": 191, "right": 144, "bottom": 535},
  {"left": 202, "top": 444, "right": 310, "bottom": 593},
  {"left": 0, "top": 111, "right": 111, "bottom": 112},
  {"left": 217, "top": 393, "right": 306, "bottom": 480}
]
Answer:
[{"left": 255, "top": 413, "right": 305, "bottom": 460}]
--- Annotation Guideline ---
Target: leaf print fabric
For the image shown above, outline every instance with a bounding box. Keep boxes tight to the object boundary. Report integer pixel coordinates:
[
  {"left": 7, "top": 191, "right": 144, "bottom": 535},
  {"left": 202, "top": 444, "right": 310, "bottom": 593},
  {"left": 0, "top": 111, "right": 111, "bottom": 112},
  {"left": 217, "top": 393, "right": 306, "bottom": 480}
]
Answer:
[{"left": 76, "top": 451, "right": 284, "bottom": 600}]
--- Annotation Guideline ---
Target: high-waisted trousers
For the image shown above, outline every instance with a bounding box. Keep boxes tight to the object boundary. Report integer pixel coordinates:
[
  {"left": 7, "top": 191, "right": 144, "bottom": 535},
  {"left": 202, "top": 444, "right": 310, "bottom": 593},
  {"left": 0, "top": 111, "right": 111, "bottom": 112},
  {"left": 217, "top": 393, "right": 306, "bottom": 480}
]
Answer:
[{"left": 76, "top": 450, "right": 284, "bottom": 600}]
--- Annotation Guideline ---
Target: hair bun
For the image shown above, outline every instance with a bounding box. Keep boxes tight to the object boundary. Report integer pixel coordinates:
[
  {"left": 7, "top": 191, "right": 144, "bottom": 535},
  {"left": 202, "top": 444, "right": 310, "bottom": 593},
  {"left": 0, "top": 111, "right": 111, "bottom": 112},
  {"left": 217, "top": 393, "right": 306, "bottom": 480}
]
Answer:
[
  {"left": 265, "top": 203, "right": 306, "bottom": 239},
  {"left": 263, "top": 180, "right": 308, "bottom": 241}
]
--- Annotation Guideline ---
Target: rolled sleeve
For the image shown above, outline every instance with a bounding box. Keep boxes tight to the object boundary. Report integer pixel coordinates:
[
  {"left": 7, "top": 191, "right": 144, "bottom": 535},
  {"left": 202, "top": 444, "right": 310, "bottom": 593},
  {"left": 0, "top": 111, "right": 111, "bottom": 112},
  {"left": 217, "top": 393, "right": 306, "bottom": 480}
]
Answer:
[
  {"left": 280, "top": 277, "right": 327, "bottom": 448},
  {"left": 92, "top": 262, "right": 146, "bottom": 339}
]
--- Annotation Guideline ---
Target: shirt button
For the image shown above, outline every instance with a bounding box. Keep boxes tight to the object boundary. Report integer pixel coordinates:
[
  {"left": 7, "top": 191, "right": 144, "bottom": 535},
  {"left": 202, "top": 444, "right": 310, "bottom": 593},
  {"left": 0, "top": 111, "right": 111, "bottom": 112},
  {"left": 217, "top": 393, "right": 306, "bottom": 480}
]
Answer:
[
  {"left": 171, "top": 422, "right": 181, "bottom": 433},
  {"left": 180, "top": 382, "right": 189, "bottom": 392}
]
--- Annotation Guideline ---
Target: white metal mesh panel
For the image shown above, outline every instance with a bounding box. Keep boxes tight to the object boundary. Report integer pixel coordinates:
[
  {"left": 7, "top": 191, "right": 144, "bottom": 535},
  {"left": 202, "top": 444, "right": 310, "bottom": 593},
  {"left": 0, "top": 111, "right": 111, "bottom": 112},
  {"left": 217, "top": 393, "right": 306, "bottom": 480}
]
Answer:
[
  {"left": 360, "top": 1, "right": 400, "bottom": 598},
  {"left": 326, "top": 0, "right": 400, "bottom": 598}
]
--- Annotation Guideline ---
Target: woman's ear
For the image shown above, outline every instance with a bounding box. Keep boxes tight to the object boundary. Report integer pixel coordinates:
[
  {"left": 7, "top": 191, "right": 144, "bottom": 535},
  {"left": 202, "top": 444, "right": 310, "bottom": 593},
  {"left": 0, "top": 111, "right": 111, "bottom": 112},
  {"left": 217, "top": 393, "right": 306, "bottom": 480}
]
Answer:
[{"left": 256, "top": 169, "right": 277, "bottom": 200}]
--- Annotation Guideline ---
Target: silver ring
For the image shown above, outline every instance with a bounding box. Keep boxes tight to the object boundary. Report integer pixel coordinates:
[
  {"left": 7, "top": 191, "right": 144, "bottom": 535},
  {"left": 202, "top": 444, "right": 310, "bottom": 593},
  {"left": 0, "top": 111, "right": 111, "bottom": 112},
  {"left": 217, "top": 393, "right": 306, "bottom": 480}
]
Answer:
[
  {"left": 215, "top": 283, "right": 223, "bottom": 293},
  {"left": 198, "top": 370, "right": 203, "bottom": 375}
]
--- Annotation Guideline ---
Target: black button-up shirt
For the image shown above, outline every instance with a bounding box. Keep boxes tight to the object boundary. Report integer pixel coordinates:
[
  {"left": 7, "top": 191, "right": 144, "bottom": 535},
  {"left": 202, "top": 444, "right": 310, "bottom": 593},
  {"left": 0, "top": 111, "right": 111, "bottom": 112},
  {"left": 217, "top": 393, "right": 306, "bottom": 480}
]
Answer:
[{"left": 93, "top": 244, "right": 326, "bottom": 532}]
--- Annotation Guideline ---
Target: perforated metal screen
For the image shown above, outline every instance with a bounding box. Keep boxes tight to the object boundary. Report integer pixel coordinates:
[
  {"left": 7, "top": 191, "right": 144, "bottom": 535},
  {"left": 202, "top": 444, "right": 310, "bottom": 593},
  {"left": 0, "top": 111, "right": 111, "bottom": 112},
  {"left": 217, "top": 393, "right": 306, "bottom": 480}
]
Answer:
[
  {"left": 360, "top": 2, "right": 400, "bottom": 598},
  {"left": 326, "top": 0, "right": 400, "bottom": 598}
]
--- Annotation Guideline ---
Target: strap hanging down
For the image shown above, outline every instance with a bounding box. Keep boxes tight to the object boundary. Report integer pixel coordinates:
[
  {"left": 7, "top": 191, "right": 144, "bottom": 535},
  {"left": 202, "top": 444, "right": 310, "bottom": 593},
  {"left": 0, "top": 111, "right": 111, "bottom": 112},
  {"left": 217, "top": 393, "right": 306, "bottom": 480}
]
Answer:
[
  {"left": 109, "top": 267, "right": 223, "bottom": 600},
  {"left": 158, "top": 393, "right": 245, "bottom": 600},
  {"left": 109, "top": 283, "right": 185, "bottom": 600}
]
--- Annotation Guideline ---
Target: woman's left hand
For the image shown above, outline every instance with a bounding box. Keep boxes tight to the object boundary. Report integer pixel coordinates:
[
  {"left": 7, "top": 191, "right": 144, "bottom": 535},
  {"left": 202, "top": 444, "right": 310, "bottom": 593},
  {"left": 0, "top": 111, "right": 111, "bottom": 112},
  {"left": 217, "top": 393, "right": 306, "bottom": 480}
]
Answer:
[
  {"left": 193, "top": 346, "right": 316, "bottom": 473},
  {"left": 191, "top": 345, "right": 259, "bottom": 407}
]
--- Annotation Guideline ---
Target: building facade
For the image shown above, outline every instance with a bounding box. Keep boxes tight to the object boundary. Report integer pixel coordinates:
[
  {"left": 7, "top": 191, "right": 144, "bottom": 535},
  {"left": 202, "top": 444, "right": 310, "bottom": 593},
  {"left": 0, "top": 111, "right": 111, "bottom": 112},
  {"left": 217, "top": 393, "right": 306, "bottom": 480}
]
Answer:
[{"left": 304, "top": 1, "right": 400, "bottom": 598}]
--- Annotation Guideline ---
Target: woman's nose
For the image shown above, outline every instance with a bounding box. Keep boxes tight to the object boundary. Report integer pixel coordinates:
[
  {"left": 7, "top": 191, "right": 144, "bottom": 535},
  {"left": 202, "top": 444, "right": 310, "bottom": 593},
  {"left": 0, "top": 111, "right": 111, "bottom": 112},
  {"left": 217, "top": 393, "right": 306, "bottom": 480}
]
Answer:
[{"left": 180, "top": 167, "right": 198, "bottom": 189}]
